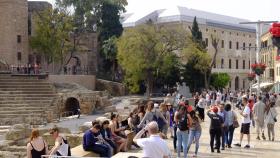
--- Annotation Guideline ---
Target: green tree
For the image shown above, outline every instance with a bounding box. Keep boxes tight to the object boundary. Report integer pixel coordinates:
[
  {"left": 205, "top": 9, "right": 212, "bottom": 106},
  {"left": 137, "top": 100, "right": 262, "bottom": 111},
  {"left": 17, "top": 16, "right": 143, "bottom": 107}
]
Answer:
[
  {"left": 102, "top": 36, "right": 118, "bottom": 80},
  {"left": 210, "top": 73, "right": 230, "bottom": 90},
  {"left": 117, "top": 24, "right": 189, "bottom": 95},
  {"left": 29, "top": 8, "right": 73, "bottom": 73},
  {"left": 190, "top": 16, "right": 205, "bottom": 50},
  {"left": 181, "top": 41, "right": 211, "bottom": 91}
]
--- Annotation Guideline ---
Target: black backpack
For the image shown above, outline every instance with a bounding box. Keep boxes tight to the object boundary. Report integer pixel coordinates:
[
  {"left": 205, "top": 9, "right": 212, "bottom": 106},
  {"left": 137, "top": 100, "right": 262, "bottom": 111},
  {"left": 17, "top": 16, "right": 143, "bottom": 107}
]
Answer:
[{"left": 178, "top": 113, "right": 189, "bottom": 131}]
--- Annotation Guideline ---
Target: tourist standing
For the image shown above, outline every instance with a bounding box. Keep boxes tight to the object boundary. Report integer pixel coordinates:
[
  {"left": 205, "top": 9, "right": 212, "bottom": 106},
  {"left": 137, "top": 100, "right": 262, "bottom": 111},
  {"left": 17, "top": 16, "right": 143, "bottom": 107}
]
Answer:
[
  {"left": 265, "top": 101, "right": 278, "bottom": 141},
  {"left": 49, "top": 126, "right": 71, "bottom": 156},
  {"left": 253, "top": 96, "right": 266, "bottom": 140},
  {"left": 133, "top": 121, "right": 171, "bottom": 158},
  {"left": 235, "top": 97, "right": 251, "bottom": 148},
  {"left": 224, "top": 103, "right": 237, "bottom": 148},
  {"left": 27, "top": 129, "right": 48, "bottom": 158},
  {"left": 83, "top": 121, "right": 111, "bottom": 157},
  {"left": 167, "top": 103, "right": 175, "bottom": 138},
  {"left": 207, "top": 106, "right": 224, "bottom": 153},
  {"left": 196, "top": 95, "right": 206, "bottom": 121},
  {"left": 137, "top": 101, "right": 167, "bottom": 129},
  {"left": 218, "top": 104, "right": 226, "bottom": 150},
  {"left": 159, "top": 103, "right": 170, "bottom": 135},
  {"left": 175, "top": 106, "right": 192, "bottom": 158},
  {"left": 187, "top": 110, "right": 202, "bottom": 157}
]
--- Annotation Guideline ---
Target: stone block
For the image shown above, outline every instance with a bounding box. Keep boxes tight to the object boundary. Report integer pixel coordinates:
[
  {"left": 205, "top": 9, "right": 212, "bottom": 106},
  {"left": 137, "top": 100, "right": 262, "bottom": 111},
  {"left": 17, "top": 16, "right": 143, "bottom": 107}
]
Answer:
[{"left": 71, "top": 145, "right": 100, "bottom": 157}]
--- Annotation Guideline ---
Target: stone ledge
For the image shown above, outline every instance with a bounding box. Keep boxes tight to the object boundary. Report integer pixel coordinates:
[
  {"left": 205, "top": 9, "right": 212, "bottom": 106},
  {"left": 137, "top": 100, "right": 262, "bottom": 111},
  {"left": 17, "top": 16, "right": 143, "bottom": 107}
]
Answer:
[{"left": 71, "top": 145, "right": 100, "bottom": 157}]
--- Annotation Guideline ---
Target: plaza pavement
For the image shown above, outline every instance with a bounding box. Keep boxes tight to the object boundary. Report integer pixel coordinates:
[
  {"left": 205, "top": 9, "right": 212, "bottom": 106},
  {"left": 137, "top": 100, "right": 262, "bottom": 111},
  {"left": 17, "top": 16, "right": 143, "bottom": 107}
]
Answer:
[
  {"left": 114, "top": 106, "right": 280, "bottom": 158},
  {"left": 42, "top": 106, "right": 280, "bottom": 158}
]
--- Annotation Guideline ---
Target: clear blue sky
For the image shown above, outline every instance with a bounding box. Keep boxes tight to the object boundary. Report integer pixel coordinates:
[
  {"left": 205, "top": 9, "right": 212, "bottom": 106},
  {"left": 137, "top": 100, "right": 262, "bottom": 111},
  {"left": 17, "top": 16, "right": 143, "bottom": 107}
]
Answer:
[{"left": 29, "top": 0, "right": 280, "bottom": 21}]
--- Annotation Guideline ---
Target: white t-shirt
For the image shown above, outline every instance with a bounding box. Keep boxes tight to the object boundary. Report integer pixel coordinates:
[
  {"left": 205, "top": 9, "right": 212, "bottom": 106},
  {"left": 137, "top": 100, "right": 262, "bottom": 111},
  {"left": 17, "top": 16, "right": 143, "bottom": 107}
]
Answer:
[
  {"left": 136, "top": 135, "right": 171, "bottom": 158},
  {"left": 242, "top": 105, "right": 251, "bottom": 124}
]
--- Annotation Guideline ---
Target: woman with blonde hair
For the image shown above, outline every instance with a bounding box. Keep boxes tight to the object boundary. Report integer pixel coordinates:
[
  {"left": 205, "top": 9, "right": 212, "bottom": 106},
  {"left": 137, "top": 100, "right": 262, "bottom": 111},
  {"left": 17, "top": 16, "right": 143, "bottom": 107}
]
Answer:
[
  {"left": 27, "top": 129, "right": 48, "bottom": 158},
  {"left": 159, "top": 103, "right": 169, "bottom": 135}
]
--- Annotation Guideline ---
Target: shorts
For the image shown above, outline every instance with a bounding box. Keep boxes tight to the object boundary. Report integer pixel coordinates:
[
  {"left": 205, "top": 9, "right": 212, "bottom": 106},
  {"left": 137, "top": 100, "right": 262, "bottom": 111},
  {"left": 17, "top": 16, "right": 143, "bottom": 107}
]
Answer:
[{"left": 241, "top": 123, "right": 250, "bottom": 134}]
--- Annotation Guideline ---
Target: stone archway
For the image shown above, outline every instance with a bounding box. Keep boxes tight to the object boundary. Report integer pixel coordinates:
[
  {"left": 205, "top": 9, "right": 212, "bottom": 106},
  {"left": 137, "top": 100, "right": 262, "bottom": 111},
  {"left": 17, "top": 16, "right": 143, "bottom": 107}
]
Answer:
[
  {"left": 235, "top": 76, "right": 239, "bottom": 90},
  {"left": 65, "top": 97, "right": 80, "bottom": 116}
]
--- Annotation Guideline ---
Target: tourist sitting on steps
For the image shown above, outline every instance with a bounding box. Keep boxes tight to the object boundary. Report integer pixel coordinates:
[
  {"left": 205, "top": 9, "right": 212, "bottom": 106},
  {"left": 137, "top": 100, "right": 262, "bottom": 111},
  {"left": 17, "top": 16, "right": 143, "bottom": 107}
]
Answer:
[
  {"left": 83, "top": 121, "right": 111, "bottom": 157},
  {"left": 27, "top": 129, "right": 48, "bottom": 158},
  {"left": 49, "top": 126, "right": 71, "bottom": 156},
  {"left": 101, "top": 120, "right": 117, "bottom": 154},
  {"left": 110, "top": 113, "right": 128, "bottom": 152},
  {"left": 133, "top": 121, "right": 171, "bottom": 158}
]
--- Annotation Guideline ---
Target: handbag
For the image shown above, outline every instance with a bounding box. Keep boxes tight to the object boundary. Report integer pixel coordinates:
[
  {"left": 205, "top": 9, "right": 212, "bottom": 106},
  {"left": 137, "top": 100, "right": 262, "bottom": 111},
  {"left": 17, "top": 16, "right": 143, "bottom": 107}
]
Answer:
[
  {"left": 270, "top": 111, "right": 277, "bottom": 122},
  {"left": 233, "top": 120, "right": 240, "bottom": 128},
  {"left": 232, "top": 111, "right": 239, "bottom": 128}
]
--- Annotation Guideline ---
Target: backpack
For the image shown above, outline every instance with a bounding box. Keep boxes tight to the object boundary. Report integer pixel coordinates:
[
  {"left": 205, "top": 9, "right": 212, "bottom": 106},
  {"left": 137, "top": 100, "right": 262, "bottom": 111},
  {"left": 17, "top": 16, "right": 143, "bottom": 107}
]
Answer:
[
  {"left": 177, "top": 113, "right": 189, "bottom": 131},
  {"left": 152, "top": 111, "right": 166, "bottom": 131}
]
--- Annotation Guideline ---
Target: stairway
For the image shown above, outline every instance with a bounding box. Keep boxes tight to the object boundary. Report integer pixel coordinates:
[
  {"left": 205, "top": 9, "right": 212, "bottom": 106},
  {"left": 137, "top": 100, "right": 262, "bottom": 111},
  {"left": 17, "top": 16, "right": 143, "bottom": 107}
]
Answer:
[{"left": 0, "top": 74, "right": 57, "bottom": 125}]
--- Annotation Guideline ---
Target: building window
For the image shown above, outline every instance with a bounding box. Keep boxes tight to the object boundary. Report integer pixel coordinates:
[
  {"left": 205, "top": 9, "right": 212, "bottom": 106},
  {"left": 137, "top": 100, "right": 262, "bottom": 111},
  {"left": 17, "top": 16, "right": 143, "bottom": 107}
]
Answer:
[
  {"left": 236, "top": 60, "right": 239, "bottom": 69},
  {"left": 229, "top": 80, "right": 231, "bottom": 88},
  {"left": 255, "top": 44, "right": 257, "bottom": 51},
  {"left": 214, "top": 30, "right": 216, "bottom": 33},
  {"left": 243, "top": 80, "right": 245, "bottom": 89},
  {"left": 221, "top": 58, "right": 224, "bottom": 68},
  {"left": 249, "top": 35, "right": 251, "bottom": 38},
  {"left": 243, "top": 60, "right": 245, "bottom": 69},
  {"left": 230, "top": 32, "right": 232, "bottom": 35},
  {"left": 222, "top": 31, "right": 224, "bottom": 34},
  {"left": 229, "top": 41, "right": 232, "bottom": 49},
  {"left": 221, "top": 40, "right": 224, "bottom": 48},
  {"left": 205, "top": 38, "right": 208, "bottom": 47},
  {"left": 243, "top": 34, "right": 245, "bottom": 37},
  {"left": 206, "top": 28, "right": 208, "bottom": 32},
  {"left": 17, "top": 35, "right": 21, "bottom": 43},
  {"left": 249, "top": 43, "right": 251, "bottom": 51},
  {"left": 243, "top": 42, "right": 246, "bottom": 50},
  {"left": 17, "top": 52, "right": 21, "bottom": 61},
  {"left": 229, "top": 59, "right": 231, "bottom": 69},
  {"left": 236, "top": 42, "right": 239, "bottom": 50},
  {"left": 237, "top": 33, "right": 239, "bottom": 36}
]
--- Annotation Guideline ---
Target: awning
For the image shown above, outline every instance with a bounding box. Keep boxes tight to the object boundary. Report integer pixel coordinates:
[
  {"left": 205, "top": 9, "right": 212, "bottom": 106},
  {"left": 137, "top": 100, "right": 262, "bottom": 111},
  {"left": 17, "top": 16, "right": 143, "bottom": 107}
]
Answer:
[{"left": 251, "top": 82, "right": 274, "bottom": 89}]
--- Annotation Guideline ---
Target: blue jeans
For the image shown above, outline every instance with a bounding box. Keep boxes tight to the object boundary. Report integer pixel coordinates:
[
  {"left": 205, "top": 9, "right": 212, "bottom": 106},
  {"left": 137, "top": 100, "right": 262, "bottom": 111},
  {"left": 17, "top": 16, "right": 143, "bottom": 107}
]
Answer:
[
  {"left": 224, "top": 125, "right": 235, "bottom": 146},
  {"left": 187, "top": 130, "right": 201, "bottom": 155},
  {"left": 177, "top": 129, "right": 189, "bottom": 158}
]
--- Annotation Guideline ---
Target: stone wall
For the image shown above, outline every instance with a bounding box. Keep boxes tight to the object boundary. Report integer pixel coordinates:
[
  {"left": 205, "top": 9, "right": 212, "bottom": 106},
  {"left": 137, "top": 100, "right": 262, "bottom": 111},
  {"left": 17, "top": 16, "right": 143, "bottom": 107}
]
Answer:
[
  {"left": 96, "top": 79, "right": 126, "bottom": 96},
  {"left": 49, "top": 75, "right": 96, "bottom": 90}
]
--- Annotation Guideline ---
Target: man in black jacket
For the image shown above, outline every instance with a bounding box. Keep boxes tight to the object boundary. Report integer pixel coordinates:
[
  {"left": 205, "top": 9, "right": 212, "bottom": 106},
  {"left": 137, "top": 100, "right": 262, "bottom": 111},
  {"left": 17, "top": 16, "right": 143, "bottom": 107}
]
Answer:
[{"left": 207, "top": 106, "right": 224, "bottom": 153}]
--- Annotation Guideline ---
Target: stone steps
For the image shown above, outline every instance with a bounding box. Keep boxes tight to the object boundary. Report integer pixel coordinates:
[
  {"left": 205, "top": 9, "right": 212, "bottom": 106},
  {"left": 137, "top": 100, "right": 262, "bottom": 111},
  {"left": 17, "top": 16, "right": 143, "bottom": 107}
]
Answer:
[
  {"left": 0, "top": 97, "right": 54, "bottom": 101},
  {"left": 0, "top": 88, "right": 53, "bottom": 91},
  {"left": 0, "top": 91, "right": 55, "bottom": 94},
  {"left": 0, "top": 109, "right": 45, "bottom": 114},
  {"left": 0, "top": 74, "right": 57, "bottom": 125},
  {"left": 0, "top": 100, "right": 52, "bottom": 104},
  {"left": 0, "top": 94, "right": 56, "bottom": 98}
]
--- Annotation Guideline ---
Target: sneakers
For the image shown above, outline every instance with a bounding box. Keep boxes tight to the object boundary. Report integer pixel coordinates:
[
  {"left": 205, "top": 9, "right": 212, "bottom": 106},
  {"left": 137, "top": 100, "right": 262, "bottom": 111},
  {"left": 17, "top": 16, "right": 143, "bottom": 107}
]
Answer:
[
  {"left": 234, "top": 143, "right": 241, "bottom": 147},
  {"left": 192, "top": 154, "right": 197, "bottom": 157},
  {"left": 272, "top": 138, "right": 275, "bottom": 141},
  {"left": 256, "top": 136, "right": 260, "bottom": 140},
  {"left": 217, "top": 150, "right": 221, "bottom": 153},
  {"left": 228, "top": 145, "right": 232, "bottom": 148},
  {"left": 221, "top": 147, "right": 225, "bottom": 150},
  {"left": 244, "top": 144, "right": 250, "bottom": 148}
]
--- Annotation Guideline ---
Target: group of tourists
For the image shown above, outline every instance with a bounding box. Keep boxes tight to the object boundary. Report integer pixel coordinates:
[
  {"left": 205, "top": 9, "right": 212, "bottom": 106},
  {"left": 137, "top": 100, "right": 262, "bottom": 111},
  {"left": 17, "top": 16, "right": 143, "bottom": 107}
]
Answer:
[
  {"left": 26, "top": 88, "right": 278, "bottom": 158},
  {"left": 27, "top": 126, "right": 71, "bottom": 158}
]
